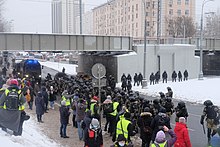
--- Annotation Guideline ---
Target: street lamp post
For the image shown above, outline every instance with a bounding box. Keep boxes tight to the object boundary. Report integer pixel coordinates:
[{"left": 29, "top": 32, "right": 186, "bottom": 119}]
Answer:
[
  {"left": 198, "top": 0, "right": 214, "bottom": 80},
  {"left": 142, "top": 0, "right": 147, "bottom": 88}
]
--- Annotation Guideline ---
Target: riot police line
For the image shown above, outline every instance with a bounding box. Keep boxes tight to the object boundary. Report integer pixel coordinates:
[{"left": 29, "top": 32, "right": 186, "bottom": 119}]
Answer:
[{"left": 0, "top": 71, "right": 219, "bottom": 147}]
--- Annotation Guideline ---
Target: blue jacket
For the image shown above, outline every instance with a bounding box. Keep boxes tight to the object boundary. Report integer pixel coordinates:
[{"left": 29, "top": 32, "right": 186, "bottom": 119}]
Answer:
[{"left": 211, "top": 134, "right": 220, "bottom": 147}]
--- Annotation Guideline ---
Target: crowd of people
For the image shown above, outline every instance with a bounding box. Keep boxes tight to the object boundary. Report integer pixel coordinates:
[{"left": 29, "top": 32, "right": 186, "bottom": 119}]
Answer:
[{"left": 0, "top": 70, "right": 220, "bottom": 147}]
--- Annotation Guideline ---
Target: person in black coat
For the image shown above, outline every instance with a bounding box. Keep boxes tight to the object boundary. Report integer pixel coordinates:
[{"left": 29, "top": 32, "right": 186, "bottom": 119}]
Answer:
[
  {"left": 127, "top": 80, "right": 132, "bottom": 92},
  {"left": 127, "top": 74, "right": 132, "bottom": 82},
  {"left": 137, "top": 72, "right": 143, "bottom": 86},
  {"left": 178, "top": 71, "right": 182, "bottom": 82},
  {"left": 81, "top": 110, "right": 92, "bottom": 139},
  {"left": 59, "top": 100, "right": 70, "bottom": 138},
  {"left": 2, "top": 67, "right": 7, "bottom": 77},
  {"left": 149, "top": 73, "right": 155, "bottom": 85},
  {"left": 150, "top": 107, "right": 171, "bottom": 142},
  {"left": 162, "top": 71, "right": 168, "bottom": 83},
  {"left": 155, "top": 71, "right": 160, "bottom": 84},
  {"left": 137, "top": 107, "right": 153, "bottom": 147},
  {"left": 35, "top": 92, "right": 45, "bottom": 123},
  {"left": 171, "top": 71, "right": 177, "bottom": 82},
  {"left": 183, "top": 70, "right": 188, "bottom": 81},
  {"left": 133, "top": 73, "right": 138, "bottom": 86},
  {"left": 41, "top": 86, "right": 49, "bottom": 112}
]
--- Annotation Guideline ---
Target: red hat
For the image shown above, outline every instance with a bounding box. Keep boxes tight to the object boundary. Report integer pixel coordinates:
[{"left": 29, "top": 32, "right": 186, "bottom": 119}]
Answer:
[
  {"left": 10, "top": 79, "right": 18, "bottom": 86},
  {"left": 93, "top": 96, "right": 99, "bottom": 101}
]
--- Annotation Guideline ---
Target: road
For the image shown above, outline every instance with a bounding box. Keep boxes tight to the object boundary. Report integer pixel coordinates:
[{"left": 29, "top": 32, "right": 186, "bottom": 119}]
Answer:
[{"left": 41, "top": 65, "right": 208, "bottom": 146}]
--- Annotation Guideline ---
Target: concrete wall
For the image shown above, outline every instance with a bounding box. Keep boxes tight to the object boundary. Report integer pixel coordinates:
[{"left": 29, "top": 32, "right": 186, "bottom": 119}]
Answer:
[{"left": 116, "top": 44, "right": 200, "bottom": 82}]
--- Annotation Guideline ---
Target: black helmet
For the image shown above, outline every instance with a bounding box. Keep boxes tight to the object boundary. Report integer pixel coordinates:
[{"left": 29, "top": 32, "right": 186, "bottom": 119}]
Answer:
[
  {"left": 178, "top": 101, "right": 185, "bottom": 108},
  {"left": 167, "top": 87, "right": 172, "bottom": 90},
  {"left": 144, "top": 107, "right": 150, "bottom": 112},
  {"left": 166, "top": 97, "right": 172, "bottom": 102},
  {"left": 203, "top": 100, "right": 213, "bottom": 106},
  {"left": 159, "top": 107, "right": 167, "bottom": 113},
  {"left": 153, "top": 99, "right": 160, "bottom": 105},
  {"left": 143, "top": 99, "right": 150, "bottom": 104},
  {"left": 159, "top": 92, "right": 165, "bottom": 98}
]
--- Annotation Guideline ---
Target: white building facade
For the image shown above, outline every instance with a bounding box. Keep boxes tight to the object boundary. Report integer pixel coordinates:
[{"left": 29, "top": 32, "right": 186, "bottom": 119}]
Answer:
[{"left": 52, "top": 0, "right": 84, "bottom": 34}]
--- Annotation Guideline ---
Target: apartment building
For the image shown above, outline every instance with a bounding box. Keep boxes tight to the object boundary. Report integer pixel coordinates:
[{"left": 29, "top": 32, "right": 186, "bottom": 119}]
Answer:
[
  {"left": 52, "top": 0, "right": 84, "bottom": 34},
  {"left": 75, "top": 11, "right": 94, "bottom": 35},
  {"left": 93, "top": 0, "right": 195, "bottom": 40}
]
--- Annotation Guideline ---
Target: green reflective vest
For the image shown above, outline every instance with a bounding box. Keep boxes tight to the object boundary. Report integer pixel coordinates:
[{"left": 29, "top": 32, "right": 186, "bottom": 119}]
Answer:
[
  {"left": 116, "top": 118, "right": 131, "bottom": 139},
  {"left": 110, "top": 102, "right": 119, "bottom": 116},
  {"left": 62, "top": 96, "right": 70, "bottom": 106},
  {"left": 151, "top": 141, "right": 167, "bottom": 147}
]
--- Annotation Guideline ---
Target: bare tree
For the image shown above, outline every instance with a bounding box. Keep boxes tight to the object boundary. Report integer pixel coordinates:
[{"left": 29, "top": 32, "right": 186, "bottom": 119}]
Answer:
[
  {"left": 204, "top": 10, "right": 220, "bottom": 38},
  {"left": 166, "top": 16, "right": 196, "bottom": 38},
  {"left": 0, "top": 0, "right": 12, "bottom": 32}
]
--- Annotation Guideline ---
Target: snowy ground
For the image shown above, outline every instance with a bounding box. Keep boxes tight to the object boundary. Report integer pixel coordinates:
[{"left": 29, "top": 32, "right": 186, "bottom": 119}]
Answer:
[
  {"left": 1, "top": 61, "right": 220, "bottom": 146},
  {"left": 0, "top": 116, "right": 59, "bottom": 147}
]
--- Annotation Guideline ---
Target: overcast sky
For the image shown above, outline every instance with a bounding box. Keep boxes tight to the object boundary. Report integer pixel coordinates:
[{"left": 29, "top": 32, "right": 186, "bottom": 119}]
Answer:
[{"left": 3, "top": 0, "right": 220, "bottom": 33}]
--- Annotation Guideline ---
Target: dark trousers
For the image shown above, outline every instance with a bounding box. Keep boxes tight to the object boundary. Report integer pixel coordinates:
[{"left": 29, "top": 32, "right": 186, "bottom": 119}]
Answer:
[
  {"left": 109, "top": 115, "right": 116, "bottom": 135},
  {"left": 28, "top": 101, "right": 33, "bottom": 110},
  {"left": 104, "top": 114, "right": 110, "bottom": 132},
  {"left": 72, "top": 114, "right": 77, "bottom": 128},
  {"left": 142, "top": 140, "right": 151, "bottom": 147},
  {"left": 44, "top": 101, "right": 48, "bottom": 112},
  {"left": 60, "top": 124, "right": 67, "bottom": 137},
  {"left": 163, "top": 78, "right": 167, "bottom": 83},
  {"left": 37, "top": 114, "right": 42, "bottom": 122}
]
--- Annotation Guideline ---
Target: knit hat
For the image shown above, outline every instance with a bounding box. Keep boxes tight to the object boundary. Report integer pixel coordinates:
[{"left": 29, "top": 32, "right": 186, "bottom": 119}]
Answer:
[
  {"left": 179, "top": 117, "right": 186, "bottom": 124},
  {"left": 155, "top": 130, "right": 166, "bottom": 143},
  {"left": 61, "top": 100, "right": 66, "bottom": 106},
  {"left": 90, "top": 118, "right": 100, "bottom": 130},
  {"left": 107, "top": 95, "right": 111, "bottom": 100}
]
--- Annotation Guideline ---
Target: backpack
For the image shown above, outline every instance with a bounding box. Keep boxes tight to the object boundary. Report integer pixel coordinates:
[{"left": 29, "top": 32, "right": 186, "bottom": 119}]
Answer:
[
  {"left": 142, "top": 121, "right": 152, "bottom": 134},
  {"left": 207, "top": 105, "right": 218, "bottom": 119},
  {"left": 5, "top": 89, "right": 20, "bottom": 110}
]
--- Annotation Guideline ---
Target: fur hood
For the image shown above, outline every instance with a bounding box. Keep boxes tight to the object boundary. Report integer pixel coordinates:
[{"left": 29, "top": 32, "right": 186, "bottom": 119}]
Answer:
[{"left": 140, "top": 112, "right": 152, "bottom": 117}]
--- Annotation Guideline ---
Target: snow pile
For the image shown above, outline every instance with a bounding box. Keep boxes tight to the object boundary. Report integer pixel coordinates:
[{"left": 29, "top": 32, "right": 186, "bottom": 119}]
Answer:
[
  {"left": 0, "top": 117, "right": 59, "bottom": 147},
  {"left": 121, "top": 77, "right": 220, "bottom": 106},
  {"left": 40, "top": 61, "right": 77, "bottom": 75}
]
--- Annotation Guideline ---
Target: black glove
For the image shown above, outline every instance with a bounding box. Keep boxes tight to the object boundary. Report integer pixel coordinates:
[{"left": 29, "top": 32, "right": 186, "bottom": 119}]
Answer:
[{"left": 200, "top": 115, "right": 204, "bottom": 125}]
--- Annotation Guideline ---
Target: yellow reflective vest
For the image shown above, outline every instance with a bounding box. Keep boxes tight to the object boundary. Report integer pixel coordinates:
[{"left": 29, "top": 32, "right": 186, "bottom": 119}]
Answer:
[
  {"left": 110, "top": 102, "right": 119, "bottom": 116},
  {"left": 151, "top": 141, "right": 167, "bottom": 147},
  {"left": 90, "top": 102, "right": 96, "bottom": 115},
  {"left": 116, "top": 118, "right": 131, "bottom": 140},
  {"left": 62, "top": 95, "right": 71, "bottom": 106},
  {"left": 3, "top": 89, "right": 24, "bottom": 110}
]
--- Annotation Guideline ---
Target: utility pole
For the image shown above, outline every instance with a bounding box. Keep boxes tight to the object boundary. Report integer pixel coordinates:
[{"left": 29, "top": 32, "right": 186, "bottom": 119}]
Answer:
[{"left": 79, "top": 0, "right": 82, "bottom": 34}]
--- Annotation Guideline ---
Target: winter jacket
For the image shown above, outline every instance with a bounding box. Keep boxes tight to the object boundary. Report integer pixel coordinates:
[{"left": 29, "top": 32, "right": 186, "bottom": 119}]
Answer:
[
  {"left": 152, "top": 129, "right": 177, "bottom": 147},
  {"left": 59, "top": 105, "right": 70, "bottom": 125},
  {"left": 174, "top": 122, "right": 192, "bottom": 147},
  {"left": 137, "top": 112, "right": 153, "bottom": 141},
  {"left": 75, "top": 100, "right": 87, "bottom": 122},
  {"left": 41, "top": 86, "right": 48, "bottom": 103},
  {"left": 49, "top": 90, "right": 56, "bottom": 101},
  {"left": 84, "top": 128, "right": 103, "bottom": 147},
  {"left": 35, "top": 93, "right": 45, "bottom": 115},
  {"left": 151, "top": 112, "right": 171, "bottom": 141},
  {"left": 210, "top": 133, "right": 220, "bottom": 147}
]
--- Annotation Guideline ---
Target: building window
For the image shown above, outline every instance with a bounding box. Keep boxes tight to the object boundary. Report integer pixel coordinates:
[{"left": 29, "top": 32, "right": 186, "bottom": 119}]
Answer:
[
  {"left": 146, "top": 12, "right": 149, "bottom": 16},
  {"left": 177, "top": 0, "right": 181, "bottom": 5},
  {"left": 136, "top": 4, "right": 138, "bottom": 11},
  {"left": 132, "top": 5, "right": 134, "bottom": 12},
  {"left": 169, "top": 9, "right": 173, "bottom": 15},
  {"left": 147, "top": 21, "right": 150, "bottom": 26},
  {"left": 132, "top": 14, "right": 134, "bottom": 21},
  {"left": 185, "top": 0, "right": 189, "bottom": 5},
  {"left": 185, "top": 10, "right": 189, "bottom": 15},
  {"left": 146, "top": 31, "right": 150, "bottom": 36},
  {"left": 136, "top": 13, "right": 138, "bottom": 18},
  {"left": 177, "top": 10, "right": 181, "bottom": 16},
  {"left": 136, "top": 23, "right": 138, "bottom": 28}
]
